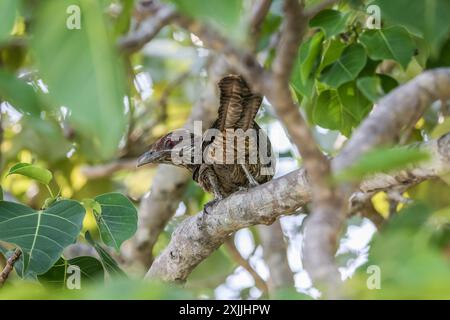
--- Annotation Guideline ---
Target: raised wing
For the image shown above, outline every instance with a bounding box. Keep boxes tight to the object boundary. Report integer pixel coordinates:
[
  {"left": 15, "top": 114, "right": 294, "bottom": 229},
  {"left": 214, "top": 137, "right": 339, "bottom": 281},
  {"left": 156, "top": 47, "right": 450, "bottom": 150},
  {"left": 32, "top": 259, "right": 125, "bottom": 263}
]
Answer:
[{"left": 216, "top": 75, "right": 262, "bottom": 131}]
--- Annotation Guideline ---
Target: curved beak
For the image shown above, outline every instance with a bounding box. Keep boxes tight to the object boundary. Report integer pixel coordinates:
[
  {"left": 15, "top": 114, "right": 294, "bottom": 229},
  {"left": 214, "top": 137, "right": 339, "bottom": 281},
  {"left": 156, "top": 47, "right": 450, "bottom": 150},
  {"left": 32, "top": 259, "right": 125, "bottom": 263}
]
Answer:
[{"left": 137, "top": 150, "right": 161, "bottom": 167}]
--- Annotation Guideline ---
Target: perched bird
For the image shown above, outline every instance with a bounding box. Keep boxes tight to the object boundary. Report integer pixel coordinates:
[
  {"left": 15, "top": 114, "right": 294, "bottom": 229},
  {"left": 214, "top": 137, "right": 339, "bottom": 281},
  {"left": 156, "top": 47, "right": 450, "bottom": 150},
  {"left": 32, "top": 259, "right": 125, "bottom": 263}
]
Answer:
[{"left": 137, "top": 75, "right": 275, "bottom": 209}]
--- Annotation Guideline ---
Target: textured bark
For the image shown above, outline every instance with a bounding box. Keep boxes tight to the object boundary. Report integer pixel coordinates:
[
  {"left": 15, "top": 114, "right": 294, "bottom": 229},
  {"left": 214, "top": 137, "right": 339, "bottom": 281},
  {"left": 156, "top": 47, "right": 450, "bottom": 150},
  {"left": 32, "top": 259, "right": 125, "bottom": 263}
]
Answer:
[
  {"left": 146, "top": 133, "right": 450, "bottom": 282},
  {"left": 0, "top": 249, "right": 21, "bottom": 288}
]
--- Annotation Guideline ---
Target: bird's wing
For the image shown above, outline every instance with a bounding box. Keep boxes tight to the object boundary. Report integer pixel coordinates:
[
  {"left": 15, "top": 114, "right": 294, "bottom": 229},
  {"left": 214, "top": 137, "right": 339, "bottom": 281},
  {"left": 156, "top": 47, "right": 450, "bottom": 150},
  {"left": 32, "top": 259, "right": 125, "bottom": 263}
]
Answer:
[
  {"left": 240, "top": 94, "right": 263, "bottom": 131},
  {"left": 216, "top": 75, "right": 262, "bottom": 130}
]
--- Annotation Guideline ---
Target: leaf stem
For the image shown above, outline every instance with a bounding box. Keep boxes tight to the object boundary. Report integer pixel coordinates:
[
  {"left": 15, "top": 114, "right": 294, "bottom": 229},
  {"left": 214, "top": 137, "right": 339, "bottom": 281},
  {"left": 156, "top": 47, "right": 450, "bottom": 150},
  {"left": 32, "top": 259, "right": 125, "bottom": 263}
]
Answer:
[{"left": 45, "top": 185, "right": 55, "bottom": 199}]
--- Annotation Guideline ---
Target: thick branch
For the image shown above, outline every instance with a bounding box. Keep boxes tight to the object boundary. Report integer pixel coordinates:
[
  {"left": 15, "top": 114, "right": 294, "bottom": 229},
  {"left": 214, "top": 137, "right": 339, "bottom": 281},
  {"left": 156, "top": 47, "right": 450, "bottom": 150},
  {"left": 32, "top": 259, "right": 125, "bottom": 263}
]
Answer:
[{"left": 146, "top": 133, "right": 450, "bottom": 282}]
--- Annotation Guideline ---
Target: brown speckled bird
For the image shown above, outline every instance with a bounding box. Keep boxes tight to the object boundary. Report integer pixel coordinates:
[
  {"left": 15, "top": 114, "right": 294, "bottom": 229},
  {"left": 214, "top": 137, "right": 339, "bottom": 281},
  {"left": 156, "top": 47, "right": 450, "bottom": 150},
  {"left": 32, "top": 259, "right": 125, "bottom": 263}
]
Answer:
[{"left": 137, "top": 75, "right": 275, "bottom": 210}]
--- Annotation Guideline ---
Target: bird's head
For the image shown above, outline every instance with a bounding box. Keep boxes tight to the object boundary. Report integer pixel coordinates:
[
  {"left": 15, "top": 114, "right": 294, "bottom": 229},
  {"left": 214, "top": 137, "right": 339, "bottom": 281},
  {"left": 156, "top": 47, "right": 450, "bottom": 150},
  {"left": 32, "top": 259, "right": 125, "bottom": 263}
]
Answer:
[{"left": 137, "top": 129, "right": 198, "bottom": 168}]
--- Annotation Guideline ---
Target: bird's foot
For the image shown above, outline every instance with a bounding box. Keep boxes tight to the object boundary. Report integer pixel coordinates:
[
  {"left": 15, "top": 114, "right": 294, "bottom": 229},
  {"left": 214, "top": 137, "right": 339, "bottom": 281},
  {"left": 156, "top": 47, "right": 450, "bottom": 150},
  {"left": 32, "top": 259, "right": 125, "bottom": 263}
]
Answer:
[{"left": 203, "top": 197, "right": 222, "bottom": 214}]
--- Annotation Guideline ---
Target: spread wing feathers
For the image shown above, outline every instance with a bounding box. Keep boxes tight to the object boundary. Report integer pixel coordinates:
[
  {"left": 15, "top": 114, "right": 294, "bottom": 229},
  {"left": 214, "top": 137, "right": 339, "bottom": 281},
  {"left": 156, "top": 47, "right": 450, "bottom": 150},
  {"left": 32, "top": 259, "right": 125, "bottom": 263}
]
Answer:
[
  {"left": 216, "top": 75, "right": 262, "bottom": 131},
  {"left": 241, "top": 94, "right": 263, "bottom": 131}
]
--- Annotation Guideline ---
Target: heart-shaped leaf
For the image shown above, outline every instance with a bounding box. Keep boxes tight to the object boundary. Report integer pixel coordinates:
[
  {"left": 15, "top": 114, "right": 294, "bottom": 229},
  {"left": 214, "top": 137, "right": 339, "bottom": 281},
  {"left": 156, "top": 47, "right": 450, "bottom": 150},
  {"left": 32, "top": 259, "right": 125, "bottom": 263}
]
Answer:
[
  {"left": 38, "top": 256, "right": 104, "bottom": 289},
  {"left": 359, "top": 26, "right": 415, "bottom": 69},
  {"left": 319, "top": 44, "right": 367, "bottom": 88},
  {"left": 94, "top": 193, "right": 137, "bottom": 251},
  {"left": 85, "top": 232, "right": 126, "bottom": 278},
  {"left": 7, "top": 163, "right": 53, "bottom": 185},
  {"left": 309, "top": 9, "right": 349, "bottom": 39},
  {"left": 0, "top": 200, "right": 85, "bottom": 276}
]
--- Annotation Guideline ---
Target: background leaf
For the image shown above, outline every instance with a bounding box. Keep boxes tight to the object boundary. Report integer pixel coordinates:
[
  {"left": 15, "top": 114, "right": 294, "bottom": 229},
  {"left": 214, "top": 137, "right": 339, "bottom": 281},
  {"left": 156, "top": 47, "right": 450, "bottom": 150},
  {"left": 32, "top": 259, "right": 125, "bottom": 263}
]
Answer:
[
  {"left": 0, "top": 200, "right": 85, "bottom": 276},
  {"left": 94, "top": 193, "right": 137, "bottom": 251},
  {"left": 0, "top": 0, "right": 17, "bottom": 42},
  {"left": 7, "top": 163, "right": 53, "bottom": 185},
  {"left": 309, "top": 9, "right": 349, "bottom": 39},
  {"left": 359, "top": 26, "right": 415, "bottom": 69},
  {"left": 0, "top": 69, "right": 41, "bottom": 115},
  {"left": 336, "top": 147, "right": 430, "bottom": 181},
  {"left": 38, "top": 256, "right": 104, "bottom": 289},
  {"left": 85, "top": 232, "right": 127, "bottom": 278},
  {"left": 319, "top": 44, "right": 367, "bottom": 88},
  {"left": 31, "top": 0, "right": 126, "bottom": 160},
  {"left": 168, "top": 0, "right": 243, "bottom": 40},
  {"left": 373, "top": 0, "right": 450, "bottom": 54}
]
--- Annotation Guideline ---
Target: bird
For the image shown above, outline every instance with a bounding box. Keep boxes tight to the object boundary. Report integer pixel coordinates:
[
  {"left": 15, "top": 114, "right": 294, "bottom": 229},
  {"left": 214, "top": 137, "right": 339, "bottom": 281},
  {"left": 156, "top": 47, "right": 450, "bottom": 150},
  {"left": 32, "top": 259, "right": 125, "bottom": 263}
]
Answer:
[{"left": 137, "top": 74, "right": 275, "bottom": 211}]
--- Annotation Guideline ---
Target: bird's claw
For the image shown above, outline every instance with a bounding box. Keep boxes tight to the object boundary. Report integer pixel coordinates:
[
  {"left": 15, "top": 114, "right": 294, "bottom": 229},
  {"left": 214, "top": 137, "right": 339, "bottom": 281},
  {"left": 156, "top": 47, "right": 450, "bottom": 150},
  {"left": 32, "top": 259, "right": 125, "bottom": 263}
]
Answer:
[{"left": 204, "top": 199, "right": 219, "bottom": 214}]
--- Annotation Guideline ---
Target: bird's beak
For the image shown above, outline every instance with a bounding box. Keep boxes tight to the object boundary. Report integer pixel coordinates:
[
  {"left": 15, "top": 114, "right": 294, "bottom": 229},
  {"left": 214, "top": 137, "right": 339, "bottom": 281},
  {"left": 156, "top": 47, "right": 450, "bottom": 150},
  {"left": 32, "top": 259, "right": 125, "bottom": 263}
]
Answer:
[{"left": 137, "top": 150, "right": 161, "bottom": 167}]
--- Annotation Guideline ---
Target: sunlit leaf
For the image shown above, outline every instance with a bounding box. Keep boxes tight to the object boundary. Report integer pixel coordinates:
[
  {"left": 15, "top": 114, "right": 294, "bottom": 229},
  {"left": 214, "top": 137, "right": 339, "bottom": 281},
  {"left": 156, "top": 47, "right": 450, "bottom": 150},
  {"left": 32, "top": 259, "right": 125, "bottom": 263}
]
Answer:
[{"left": 7, "top": 163, "right": 53, "bottom": 185}]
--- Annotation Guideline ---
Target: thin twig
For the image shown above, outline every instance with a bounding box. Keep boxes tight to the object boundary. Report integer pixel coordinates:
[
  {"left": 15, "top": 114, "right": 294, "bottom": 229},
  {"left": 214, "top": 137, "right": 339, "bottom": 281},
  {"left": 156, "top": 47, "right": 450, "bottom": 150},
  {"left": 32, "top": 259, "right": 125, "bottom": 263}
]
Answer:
[
  {"left": 224, "top": 238, "right": 269, "bottom": 296},
  {"left": 0, "top": 249, "right": 22, "bottom": 288}
]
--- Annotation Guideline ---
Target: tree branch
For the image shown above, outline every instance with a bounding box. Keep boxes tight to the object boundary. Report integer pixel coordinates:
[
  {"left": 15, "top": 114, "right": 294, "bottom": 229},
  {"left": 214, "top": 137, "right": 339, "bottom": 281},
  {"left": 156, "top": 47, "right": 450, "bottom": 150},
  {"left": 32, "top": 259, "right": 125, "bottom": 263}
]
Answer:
[
  {"left": 146, "top": 132, "right": 450, "bottom": 282},
  {"left": 0, "top": 249, "right": 21, "bottom": 288},
  {"left": 258, "top": 220, "right": 294, "bottom": 294},
  {"left": 118, "top": 1, "right": 177, "bottom": 52}
]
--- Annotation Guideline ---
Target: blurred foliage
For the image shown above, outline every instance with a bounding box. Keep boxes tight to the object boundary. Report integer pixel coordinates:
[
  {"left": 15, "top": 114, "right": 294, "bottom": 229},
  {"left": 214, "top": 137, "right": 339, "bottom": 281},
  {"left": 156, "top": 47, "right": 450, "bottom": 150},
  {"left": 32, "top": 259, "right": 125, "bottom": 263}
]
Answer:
[{"left": 0, "top": 0, "right": 449, "bottom": 300}]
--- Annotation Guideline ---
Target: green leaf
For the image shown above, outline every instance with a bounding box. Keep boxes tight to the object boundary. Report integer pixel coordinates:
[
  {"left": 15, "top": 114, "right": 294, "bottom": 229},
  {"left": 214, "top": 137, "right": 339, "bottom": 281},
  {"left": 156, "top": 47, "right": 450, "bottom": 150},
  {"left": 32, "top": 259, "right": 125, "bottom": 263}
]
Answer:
[
  {"left": 319, "top": 39, "right": 346, "bottom": 72},
  {"left": 85, "top": 232, "right": 127, "bottom": 278},
  {"left": 336, "top": 147, "right": 430, "bottom": 181},
  {"left": 0, "top": 200, "right": 85, "bottom": 276},
  {"left": 357, "top": 74, "right": 399, "bottom": 103},
  {"left": 11, "top": 118, "right": 72, "bottom": 164},
  {"left": 0, "top": 69, "right": 41, "bottom": 116},
  {"left": 94, "top": 193, "right": 137, "bottom": 251},
  {"left": 309, "top": 9, "right": 349, "bottom": 39},
  {"left": 359, "top": 26, "right": 415, "bottom": 69},
  {"left": 312, "top": 82, "right": 371, "bottom": 136},
  {"left": 356, "top": 76, "right": 381, "bottom": 103},
  {"left": 169, "top": 0, "right": 243, "bottom": 40},
  {"left": 38, "top": 256, "right": 104, "bottom": 289},
  {"left": 82, "top": 198, "right": 102, "bottom": 214},
  {"left": 31, "top": 0, "right": 126, "bottom": 160},
  {"left": 319, "top": 43, "right": 367, "bottom": 88},
  {"left": 7, "top": 163, "right": 53, "bottom": 185},
  {"left": 0, "top": 0, "right": 17, "bottom": 42},
  {"left": 290, "top": 33, "right": 323, "bottom": 98},
  {"left": 372, "top": 0, "right": 450, "bottom": 55}
]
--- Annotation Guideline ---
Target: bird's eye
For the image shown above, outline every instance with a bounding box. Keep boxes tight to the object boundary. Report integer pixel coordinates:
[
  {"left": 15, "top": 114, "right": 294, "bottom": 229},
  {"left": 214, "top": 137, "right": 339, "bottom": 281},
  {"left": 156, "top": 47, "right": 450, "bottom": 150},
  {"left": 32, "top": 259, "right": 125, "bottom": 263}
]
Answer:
[{"left": 165, "top": 139, "right": 175, "bottom": 148}]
